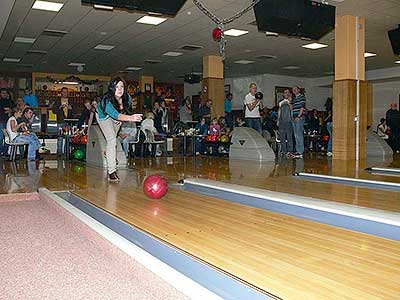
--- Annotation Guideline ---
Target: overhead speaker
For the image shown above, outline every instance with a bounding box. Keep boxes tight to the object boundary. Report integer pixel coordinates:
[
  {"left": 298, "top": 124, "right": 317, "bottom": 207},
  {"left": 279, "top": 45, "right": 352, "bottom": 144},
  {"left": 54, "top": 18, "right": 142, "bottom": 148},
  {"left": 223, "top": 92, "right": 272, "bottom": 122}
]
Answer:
[
  {"left": 81, "top": 0, "right": 187, "bottom": 16},
  {"left": 388, "top": 25, "right": 400, "bottom": 56},
  {"left": 253, "top": 0, "right": 336, "bottom": 40}
]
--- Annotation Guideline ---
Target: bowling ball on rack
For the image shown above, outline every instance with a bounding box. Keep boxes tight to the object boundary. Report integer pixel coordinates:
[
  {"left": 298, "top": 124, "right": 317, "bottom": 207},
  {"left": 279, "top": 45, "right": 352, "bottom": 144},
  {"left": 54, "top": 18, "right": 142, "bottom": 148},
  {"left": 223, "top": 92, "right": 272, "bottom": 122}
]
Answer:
[
  {"left": 81, "top": 135, "right": 88, "bottom": 144},
  {"left": 73, "top": 149, "right": 84, "bottom": 160},
  {"left": 143, "top": 175, "right": 168, "bottom": 200},
  {"left": 220, "top": 135, "right": 229, "bottom": 143}
]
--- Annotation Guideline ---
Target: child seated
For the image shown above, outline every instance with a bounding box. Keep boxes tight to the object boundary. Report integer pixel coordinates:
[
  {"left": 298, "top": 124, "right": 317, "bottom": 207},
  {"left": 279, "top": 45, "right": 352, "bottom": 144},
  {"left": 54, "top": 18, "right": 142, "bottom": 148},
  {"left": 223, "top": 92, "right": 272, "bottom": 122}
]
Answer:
[
  {"left": 195, "top": 117, "right": 208, "bottom": 155},
  {"left": 209, "top": 117, "right": 221, "bottom": 138}
]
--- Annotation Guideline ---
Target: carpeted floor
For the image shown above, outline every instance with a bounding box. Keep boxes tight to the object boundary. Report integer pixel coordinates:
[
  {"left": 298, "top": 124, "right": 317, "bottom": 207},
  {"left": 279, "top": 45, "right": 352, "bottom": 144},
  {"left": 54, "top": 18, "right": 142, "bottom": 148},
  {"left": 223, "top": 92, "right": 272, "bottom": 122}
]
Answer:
[{"left": 0, "top": 194, "right": 189, "bottom": 300}]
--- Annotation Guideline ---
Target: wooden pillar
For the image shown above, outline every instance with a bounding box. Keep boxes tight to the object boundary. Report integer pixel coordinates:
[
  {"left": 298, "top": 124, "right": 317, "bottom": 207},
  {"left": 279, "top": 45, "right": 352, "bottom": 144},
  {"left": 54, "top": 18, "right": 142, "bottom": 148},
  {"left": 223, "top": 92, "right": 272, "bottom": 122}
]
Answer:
[
  {"left": 202, "top": 55, "right": 224, "bottom": 118},
  {"left": 333, "top": 15, "right": 367, "bottom": 160}
]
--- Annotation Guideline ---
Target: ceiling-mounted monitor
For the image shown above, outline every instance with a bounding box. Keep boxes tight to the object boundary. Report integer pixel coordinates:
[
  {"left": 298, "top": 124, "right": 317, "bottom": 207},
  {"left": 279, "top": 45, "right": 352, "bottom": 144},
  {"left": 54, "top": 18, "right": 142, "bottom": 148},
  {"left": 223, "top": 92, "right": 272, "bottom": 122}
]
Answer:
[
  {"left": 81, "top": 0, "right": 187, "bottom": 16},
  {"left": 253, "top": 0, "right": 336, "bottom": 40}
]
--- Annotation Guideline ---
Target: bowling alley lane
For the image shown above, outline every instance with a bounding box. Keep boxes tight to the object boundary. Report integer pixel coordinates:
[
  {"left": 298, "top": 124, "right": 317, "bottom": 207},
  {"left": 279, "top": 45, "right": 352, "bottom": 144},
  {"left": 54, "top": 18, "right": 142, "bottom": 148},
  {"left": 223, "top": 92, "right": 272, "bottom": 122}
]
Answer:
[{"left": 73, "top": 185, "right": 400, "bottom": 300}]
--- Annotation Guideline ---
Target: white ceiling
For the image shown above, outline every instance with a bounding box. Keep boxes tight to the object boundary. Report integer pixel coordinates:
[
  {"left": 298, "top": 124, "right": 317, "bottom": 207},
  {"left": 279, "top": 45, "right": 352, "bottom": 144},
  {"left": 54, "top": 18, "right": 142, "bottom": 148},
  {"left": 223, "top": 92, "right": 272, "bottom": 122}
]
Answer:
[{"left": 0, "top": 0, "right": 399, "bottom": 82}]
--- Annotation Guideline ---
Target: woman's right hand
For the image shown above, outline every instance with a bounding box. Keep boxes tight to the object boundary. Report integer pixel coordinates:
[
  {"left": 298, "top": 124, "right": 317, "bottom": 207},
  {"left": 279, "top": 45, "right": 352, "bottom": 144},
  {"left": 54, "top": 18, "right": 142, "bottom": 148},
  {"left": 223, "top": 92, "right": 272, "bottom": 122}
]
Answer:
[{"left": 130, "top": 114, "right": 143, "bottom": 122}]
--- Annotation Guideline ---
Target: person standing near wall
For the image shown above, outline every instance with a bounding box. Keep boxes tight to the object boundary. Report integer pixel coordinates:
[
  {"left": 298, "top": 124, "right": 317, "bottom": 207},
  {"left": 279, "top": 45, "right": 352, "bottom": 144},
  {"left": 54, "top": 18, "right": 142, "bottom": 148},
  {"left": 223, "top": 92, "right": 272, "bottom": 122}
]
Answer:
[
  {"left": 224, "top": 93, "right": 233, "bottom": 129},
  {"left": 244, "top": 83, "right": 262, "bottom": 134},
  {"left": 292, "top": 86, "right": 306, "bottom": 158},
  {"left": 277, "top": 89, "right": 293, "bottom": 157}
]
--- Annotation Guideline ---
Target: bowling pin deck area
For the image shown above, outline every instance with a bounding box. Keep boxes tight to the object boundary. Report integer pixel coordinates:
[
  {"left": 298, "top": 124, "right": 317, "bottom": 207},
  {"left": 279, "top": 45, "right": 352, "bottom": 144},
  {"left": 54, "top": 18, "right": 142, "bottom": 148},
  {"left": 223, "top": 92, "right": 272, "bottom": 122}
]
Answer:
[{"left": 3, "top": 157, "right": 400, "bottom": 300}]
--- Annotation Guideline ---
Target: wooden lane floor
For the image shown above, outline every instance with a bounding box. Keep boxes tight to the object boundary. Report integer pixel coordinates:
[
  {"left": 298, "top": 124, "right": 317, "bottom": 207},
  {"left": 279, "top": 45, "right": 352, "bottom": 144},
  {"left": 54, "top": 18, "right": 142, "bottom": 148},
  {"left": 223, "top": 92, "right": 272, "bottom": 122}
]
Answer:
[
  {"left": 128, "top": 156, "right": 400, "bottom": 213},
  {"left": 1, "top": 156, "right": 400, "bottom": 213},
  {"left": 73, "top": 183, "right": 400, "bottom": 300}
]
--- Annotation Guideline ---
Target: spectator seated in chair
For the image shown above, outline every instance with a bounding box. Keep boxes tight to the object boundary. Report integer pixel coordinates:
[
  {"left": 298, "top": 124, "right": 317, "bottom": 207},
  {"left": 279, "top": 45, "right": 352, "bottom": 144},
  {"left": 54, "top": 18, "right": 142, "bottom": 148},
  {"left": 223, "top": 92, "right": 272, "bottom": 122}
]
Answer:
[
  {"left": 7, "top": 108, "right": 44, "bottom": 161},
  {"left": 119, "top": 122, "right": 137, "bottom": 158}
]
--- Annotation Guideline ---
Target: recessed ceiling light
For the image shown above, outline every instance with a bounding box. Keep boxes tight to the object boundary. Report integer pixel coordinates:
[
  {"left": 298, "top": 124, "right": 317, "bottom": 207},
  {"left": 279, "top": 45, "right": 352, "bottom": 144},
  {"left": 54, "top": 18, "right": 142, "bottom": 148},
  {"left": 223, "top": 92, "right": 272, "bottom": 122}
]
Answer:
[
  {"left": 27, "top": 50, "right": 48, "bottom": 55},
  {"left": 302, "top": 43, "right": 328, "bottom": 50},
  {"left": 68, "top": 62, "right": 85, "bottom": 66},
  {"left": 145, "top": 59, "right": 162, "bottom": 64},
  {"left": 283, "top": 66, "right": 300, "bottom": 70},
  {"left": 163, "top": 51, "right": 184, "bottom": 57},
  {"left": 94, "top": 44, "right": 115, "bottom": 50},
  {"left": 14, "top": 37, "right": 36, "bottom": 44},
  {"left": 265, "top": 31, "right": 278, "bottom": 36},
  {"left": 255, "top": 55, "right": 277, "bottom": 59},
  {"left": 136, "top": 16, "right": 167, "bottom": 25},
  {"left": 125, "top": 67, "right": 142, "bottom": 71},
  {"left": 234, "top": 60, "right": 255, "bottom": 64},
  {"left": 224, "top": 29, "right": 248, "bottom": 37},
  {"left": 395, "top": 60, "right": 400, "bottom": 64},
  {"left": 364, "top": 52, "right": 377, "bottom": 58},
  {"left": 42, "top": 29, "right": 68, "bottom": 37},
  {"left": 32, "top": 1, "right": 64, "bottom": 12},
  {"left": 93, "top": 4, "right": 113, "bottom": 10},
  {"left": 3, "top": 57, "right": 21, "bottom": 63},
  {"left": 180, "top": 45, "right": 203, "bottom": 51}
]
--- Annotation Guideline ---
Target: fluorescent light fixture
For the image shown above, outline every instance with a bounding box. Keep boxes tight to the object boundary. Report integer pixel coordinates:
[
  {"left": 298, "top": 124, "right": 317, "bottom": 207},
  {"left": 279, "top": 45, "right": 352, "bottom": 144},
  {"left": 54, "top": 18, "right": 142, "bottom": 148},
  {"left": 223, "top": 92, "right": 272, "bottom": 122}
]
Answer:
[
  {"left": 32, "top": 1, "right": 64, "bottom": 12},
  {"left": 14, "top": 37, "right": 36, "bottom": 44},
  {"left": 125, "top": 67, "right": 142, "bottom": 71},
  {"left": 93, "top": 4, "right": 113, "bottom": 10},
  {"left": 283, "top": 66, "right": 300, "bottom": 70},
  {"left": 94, "top": 44, "right": 115, "bottom": 50},
  {"left": 234, "top": 60, "right": 255, "bottom": 64},
  {"left": 224, "top": 29, "right": 248, "bottom": 37},
  {"left": 265, "top": 31, "right": 278, "bottom": 36},
  {"left": 136, "top": 16, "right": 167, "bottom": 25},
  {"left": 3, "top": 57, "right": 21, "bottom": 62},
  {"left": 68, "top": 62, "right": 85, "bottom": 66},
  {"left": 62, "top": 81, "right": 79, "bottom": 85},
  {"left": 364, "top": 52, "right": 377, "bottom": 58},
  {"left": 302, "top": 42, "right": 328, "bottom": 50},
  {"left": 396, "top": 60, "right": 400, "bottom": 64},
  {"left": 162, "top": 51, "right": 184, "bottom": 57}
]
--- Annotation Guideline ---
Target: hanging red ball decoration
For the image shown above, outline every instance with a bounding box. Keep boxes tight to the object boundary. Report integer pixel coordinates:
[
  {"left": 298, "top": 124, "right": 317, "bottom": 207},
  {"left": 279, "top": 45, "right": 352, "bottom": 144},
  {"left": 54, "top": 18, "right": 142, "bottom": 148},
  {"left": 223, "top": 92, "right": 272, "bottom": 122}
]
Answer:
[{"left": 212, "top": 27, "right": 223, "bottom": 42}]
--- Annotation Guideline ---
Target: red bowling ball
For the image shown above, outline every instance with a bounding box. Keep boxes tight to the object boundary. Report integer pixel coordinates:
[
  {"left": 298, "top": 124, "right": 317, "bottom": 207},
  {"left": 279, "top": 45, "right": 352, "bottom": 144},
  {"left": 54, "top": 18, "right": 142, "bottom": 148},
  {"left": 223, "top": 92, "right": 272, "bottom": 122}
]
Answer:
[{"left": 143, "top": 175, "right": 168, "bottom": 199}]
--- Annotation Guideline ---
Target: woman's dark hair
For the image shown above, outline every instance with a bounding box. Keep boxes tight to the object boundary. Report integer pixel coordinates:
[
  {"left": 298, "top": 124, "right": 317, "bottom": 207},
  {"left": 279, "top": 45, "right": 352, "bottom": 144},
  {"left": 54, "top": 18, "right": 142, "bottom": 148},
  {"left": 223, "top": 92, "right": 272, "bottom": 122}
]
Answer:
[{"left": 100, "top": 77, "right": 130, "bottom": 114}]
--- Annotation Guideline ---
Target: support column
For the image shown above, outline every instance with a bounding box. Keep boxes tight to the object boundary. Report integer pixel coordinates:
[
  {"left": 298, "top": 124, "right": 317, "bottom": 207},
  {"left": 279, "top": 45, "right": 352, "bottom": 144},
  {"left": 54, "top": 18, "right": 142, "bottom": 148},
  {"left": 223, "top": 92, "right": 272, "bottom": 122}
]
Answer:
[
  {"left": 202, "top": 55, "right": 224, "bottom": 118},
  {"left": 333, "top": 15, "right": 367, "bottom": 161}
]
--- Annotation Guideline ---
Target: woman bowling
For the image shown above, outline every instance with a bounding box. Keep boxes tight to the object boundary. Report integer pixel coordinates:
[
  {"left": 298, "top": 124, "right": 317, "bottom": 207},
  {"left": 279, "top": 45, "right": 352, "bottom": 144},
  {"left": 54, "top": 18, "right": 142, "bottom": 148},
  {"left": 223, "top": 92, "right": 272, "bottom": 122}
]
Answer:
[{"left": 97, "top": 77, "right": 142, "bottom": 182}]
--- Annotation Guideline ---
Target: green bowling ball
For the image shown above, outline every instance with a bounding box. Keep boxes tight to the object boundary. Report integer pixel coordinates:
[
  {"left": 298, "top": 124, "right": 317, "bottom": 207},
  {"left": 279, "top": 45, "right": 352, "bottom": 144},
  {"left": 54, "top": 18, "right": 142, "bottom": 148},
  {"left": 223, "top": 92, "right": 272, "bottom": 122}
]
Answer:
[{"left": 73, "top": 149, "right": 84, "bottom": 160}]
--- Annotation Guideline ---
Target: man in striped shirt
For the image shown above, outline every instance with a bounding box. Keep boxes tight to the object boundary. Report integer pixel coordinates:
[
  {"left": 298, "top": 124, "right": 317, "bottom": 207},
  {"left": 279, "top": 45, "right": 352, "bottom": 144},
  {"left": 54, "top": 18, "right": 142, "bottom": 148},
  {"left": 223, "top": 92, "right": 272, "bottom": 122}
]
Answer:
[{"left": 292, "top": 86, "right": 306, "bottom": 158}]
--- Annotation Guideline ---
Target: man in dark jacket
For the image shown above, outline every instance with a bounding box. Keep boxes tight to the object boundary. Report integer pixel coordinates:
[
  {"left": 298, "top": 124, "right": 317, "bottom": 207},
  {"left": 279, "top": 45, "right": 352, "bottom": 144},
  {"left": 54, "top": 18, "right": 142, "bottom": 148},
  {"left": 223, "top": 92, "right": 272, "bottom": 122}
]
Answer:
[
  {"left": 386, "top": 102, "right": 400, "bottom": 152},
  {"left": 51, "top": 87, "right": 72, "bottom": 156}
]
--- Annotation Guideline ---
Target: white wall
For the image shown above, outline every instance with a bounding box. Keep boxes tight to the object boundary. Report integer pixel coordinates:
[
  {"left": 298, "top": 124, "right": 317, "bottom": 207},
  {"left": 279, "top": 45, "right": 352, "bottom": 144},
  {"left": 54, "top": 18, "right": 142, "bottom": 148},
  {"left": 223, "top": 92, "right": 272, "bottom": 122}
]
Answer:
[
  {"left": 231, "top": 74, "right": 331, "bottom": 110},
  {"left": 184, "top": 74, "right": 332, "bottom": 111},
  {"left": 373, "top": 81, "right": 400, "bottom": 129}
]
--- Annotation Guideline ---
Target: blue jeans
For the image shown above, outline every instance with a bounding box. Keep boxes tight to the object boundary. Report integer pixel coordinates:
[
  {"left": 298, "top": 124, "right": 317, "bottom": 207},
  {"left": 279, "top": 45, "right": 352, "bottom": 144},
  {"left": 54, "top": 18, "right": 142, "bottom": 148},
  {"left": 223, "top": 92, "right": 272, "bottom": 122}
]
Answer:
[
  {"left": 56, "top": 123, "right": 66, "bottom": 155},
  {"left": 195, "top": 137, "right": 205, "bottom": 154},
  {"left": 292, "top": 118, "right": 305, "bottom": 154},
  {"left": 326, "top": 122, "right": 333, "bottom": 153},
  {"left": 225, "top": 112, "right": 233, "bottom": 130},
  {"left": 246, "top": 118, "right": 262, "bottom": 134},
  {"left": 0, "top": 122, "right": 8, "bottom": 155},
  {"left": 13, "top": 134, "right": 40, "bottom": 160},
  {"left": 121, "top": 135, "right": 137, "bottom": 157}
]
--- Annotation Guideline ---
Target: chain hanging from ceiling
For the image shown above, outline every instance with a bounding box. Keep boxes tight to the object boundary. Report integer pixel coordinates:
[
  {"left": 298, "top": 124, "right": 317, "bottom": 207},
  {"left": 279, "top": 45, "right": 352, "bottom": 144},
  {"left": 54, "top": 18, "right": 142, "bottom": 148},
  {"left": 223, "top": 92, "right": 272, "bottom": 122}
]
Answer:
[{"left": 192, "top": 0, "right": 261, "bottom": 59}]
